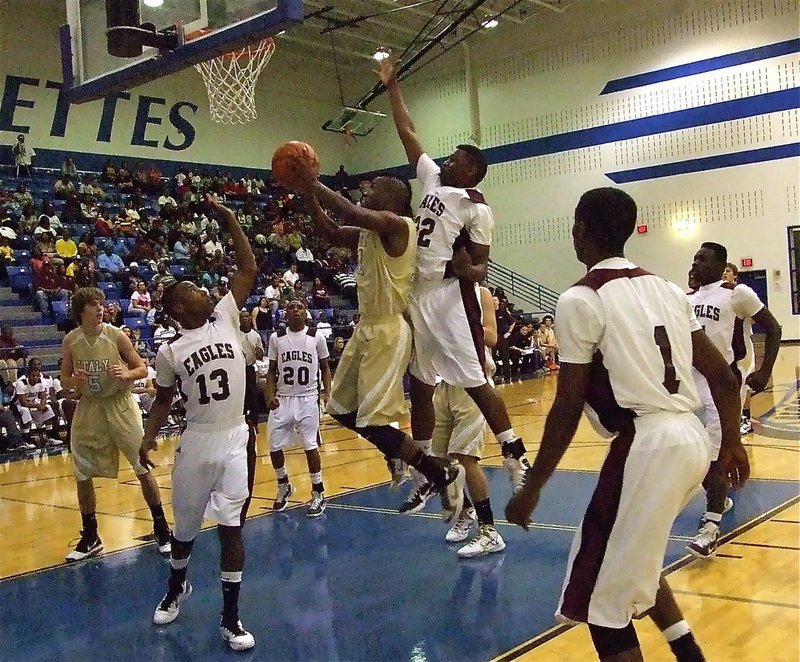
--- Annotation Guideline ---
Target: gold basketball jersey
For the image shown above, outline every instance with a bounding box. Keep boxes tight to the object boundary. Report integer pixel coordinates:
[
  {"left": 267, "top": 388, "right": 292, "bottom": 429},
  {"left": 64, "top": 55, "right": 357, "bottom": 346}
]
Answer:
[
  {"left": 67, "top": 324, "right": 129, "bottom": 398},
  {"left": 355, "top": 217, "right": 416, "bottom": 321}
]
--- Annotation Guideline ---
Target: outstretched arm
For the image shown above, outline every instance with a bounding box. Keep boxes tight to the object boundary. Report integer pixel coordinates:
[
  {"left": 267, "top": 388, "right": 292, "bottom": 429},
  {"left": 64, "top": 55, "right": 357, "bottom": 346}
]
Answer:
[
  {"left": 306, "top": 195, "right": 360, "bottom": 253},
  {"left": 376, "top": 57, "right": 424, "bottom": 169},
  {"left": 207, "top": 194, "right": 257, "bottom": 309},
  {"left": 746, "top": 308, "right": 781, "bottom": 393}
]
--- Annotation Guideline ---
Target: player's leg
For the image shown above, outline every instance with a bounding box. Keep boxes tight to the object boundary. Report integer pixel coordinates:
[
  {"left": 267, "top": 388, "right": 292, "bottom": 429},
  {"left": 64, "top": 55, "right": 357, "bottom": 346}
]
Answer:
[
  {"left": 269, "top": 399, "right": 294, "bottom": 511},
  {"left": 217, "top": 524, "right": 254, "bottom": 650},
  {"left": 298, "top": 395, "right": 325, "bottom": 517},
  {"left": 588, "top": 623, "right": 644, "bottom": 661},
  {"left": 239, "top": 421, "right": 258, "bottom": 526},
  {"left": 66, "top": 478, "right": 104, "bottom": 562},
  {"left": 648, "top": 576, "right": 707, "bottom": 662}
]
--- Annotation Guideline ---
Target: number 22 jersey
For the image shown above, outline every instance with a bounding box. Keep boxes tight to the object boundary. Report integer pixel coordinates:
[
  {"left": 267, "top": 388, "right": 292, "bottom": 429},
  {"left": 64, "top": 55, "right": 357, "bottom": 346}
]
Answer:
[{"left": 155, "top": 292, "right": 246, "bottom": 426}]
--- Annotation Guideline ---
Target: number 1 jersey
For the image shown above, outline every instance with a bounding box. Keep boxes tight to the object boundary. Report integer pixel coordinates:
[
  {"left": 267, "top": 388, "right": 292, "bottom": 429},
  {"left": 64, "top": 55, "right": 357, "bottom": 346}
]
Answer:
[
  {"left": 268, "top": 327, "right": 329, "bottom": 397},
  {"left": 155, "top": 292, "right": 246, "bottom": 425}
]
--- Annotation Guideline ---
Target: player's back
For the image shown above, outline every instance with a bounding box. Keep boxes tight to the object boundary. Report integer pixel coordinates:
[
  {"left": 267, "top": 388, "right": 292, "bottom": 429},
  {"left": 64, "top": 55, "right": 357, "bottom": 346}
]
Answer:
[
  {"left": 355, "top": 217, "right": 416, "bottom": 321},
  {"left": 66, "top": 324, "right": 128, "bottom": 398},
  {"left": 566, "top": 260, "right": 701, "bottom": 434},
  {"left": 156, "top": 293, "right": 246, "bottom": 426}
]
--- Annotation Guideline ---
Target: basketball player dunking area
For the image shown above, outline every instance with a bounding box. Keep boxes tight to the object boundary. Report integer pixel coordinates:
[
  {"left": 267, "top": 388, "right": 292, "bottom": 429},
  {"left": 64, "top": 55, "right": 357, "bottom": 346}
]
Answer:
[
  {"left": 142, "top": 195, "right": 258, "bottom": 651},
  {"left": 60, "top": 287, "right": 171, "bottom": 562}
]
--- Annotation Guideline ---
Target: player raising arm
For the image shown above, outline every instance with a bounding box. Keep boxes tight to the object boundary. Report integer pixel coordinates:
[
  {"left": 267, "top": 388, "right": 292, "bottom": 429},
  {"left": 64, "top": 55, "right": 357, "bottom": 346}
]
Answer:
[{"left": 144, "top": 195, "right": 258, "bottom": 651}]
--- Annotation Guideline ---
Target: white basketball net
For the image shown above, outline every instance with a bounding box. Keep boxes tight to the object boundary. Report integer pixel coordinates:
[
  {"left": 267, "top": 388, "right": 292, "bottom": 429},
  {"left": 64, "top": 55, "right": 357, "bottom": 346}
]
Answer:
[{"left": 194, "top": 38, "right": 275, "bottom": 124}]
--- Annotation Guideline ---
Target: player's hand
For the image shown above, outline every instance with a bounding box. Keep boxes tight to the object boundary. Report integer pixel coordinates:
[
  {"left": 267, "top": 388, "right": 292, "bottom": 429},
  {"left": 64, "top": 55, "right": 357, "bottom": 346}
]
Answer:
[
  {"left": 320, "top": 391, "right": 329, "bottom": 410},
  {"left": 374, "top": 54, "right": 399, "bottom": 86},
  {"left": 73, "top": 369, "right": 89, "bottom": 384},
  {"left": 745, "top": 369, "right": 770, "bottom": 394},
  {"left": 268, "top": 396, "right": 280, "bottom": 410},
  {"left": 505, "top": 483, "right": 540, "bottom": 531},
  {"left": 719, "top": 442, "right": 750, "bottom": 490},
  {"left": 139, "top": 447, "right": 155, "bottom": 471},
  {"left": 107, "top": 364, "right": 128, "bottom": 381}
]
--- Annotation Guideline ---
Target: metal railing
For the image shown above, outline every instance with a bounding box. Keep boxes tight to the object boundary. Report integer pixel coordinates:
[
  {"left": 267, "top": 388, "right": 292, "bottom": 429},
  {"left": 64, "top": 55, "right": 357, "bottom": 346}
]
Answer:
[{"left": 486, "top": 259, "right": 560, "bottom": 314}]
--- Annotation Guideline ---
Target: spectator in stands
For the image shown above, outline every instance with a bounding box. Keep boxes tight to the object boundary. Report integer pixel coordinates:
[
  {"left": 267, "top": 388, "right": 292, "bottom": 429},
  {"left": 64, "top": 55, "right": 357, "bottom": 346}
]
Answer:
[
  {"left": 316, "top": 311, "right": 333, "bottom": 341},
  {"left": 282, "top": 263, "right": 300, "bottom": 288},
  {"left": 79, "top": 175, "right": 104, "bottom": 200},
  {"left": 93, "top": 208, "right": 113, "bottom": 237},
  {"left": 75, "top": 259, "right": 103, "bottom": 288},
  {"left": 131, "top": 327, "right": 155, "bottom": 359},
  {"left": 153, "top": 316, "right": 177, "bottom": 347},
  {"left": 251, "top": 296, "right": 273, "bottom": 332},
  {"left": 158, "top": 186, "right": 177, "bottom": 212},
  {"left": 356, "top": 179, "right": 371, "bottom": 205},
  {"left": 538, "top": 314, "right": 558, "bottom": 370},
  {"left": 333, "top": 270, "right": 357, "bottom": 305},
  {"left": 29, "top": 245, "right": 47, "bottom": 275},
  {"left": 292, "top": 279, "right": 307, "bottom": 303},
  {"left": 296, "top": 241, "right": 314, "bottom": 277},
  {"left": 128, "top": 280, "right": 152, "bottom": 318},
  {"left": 97, "top": 244, "right": 125, "bottom": 277},
  {"left": 77, "top": 233, "right": 97, "bottom": 260},
  {"left": 12, "top": 134, "right": 34, "bottom": 177},
  {"left": 60, "top": 191, "right": 83, "bottom": 224},
  {"left": 146, "top": 299, "right": 164, "bottom": 327},
  {"left": 54, "top": 174, "right": 76, "bottom": 199},
  {"left": 34, "top": 215, "right": 56, "bottom": 240},
  {"left": 101, "top": 159, "right": 116, "bottom": 183},
  {"left": 333, "top": 164, "right": 349, "bottom": 191},
  {"left": 19, "top": 203, "right": 37, "bottom": 234},
  {"left": 109, "top": 230, "right": 128, "bottom": 257},
  {"left": 494, "top": 296, "right": 515, "bottom": 383},
  {"left": 203, "top": 229, "right": 223, "bottom": 257},
  {"left": 311, "top": 278, "right": 330, "bottom": 309},
  {"left": 329, "top": 336, "right": 346, "bottom": 373},
  {"left": 211, "top": 276, "right": 229, "bottom": 303},
  {"left": 0, "top": 326, "right": 27, "bottom": 384},
  {"left": 150, "top": 261, "right": 170, "bottom": 290},
  {"left": 130, "top": 234, "right": 155, "bottom": 264},
  {"left": 36, "top": 232, "right": 57, "bottom": 258},
  {"left": 61, "top": 156, "right": 78, "bottom": 179},
  {"left": 0, "top": 237, "right": 14, "bottom": 279},
  {"left": 117, "top": 161, "right": 134, "bottom": 191},
  {"left": 0, "top": 218, "right": 16, "bottom": 244},
  {"left": 350, "top": 312, "right": 361, "bottom": 327},
  {"left": 508, "top": 322, "right": 538, "bottom": 378},
  {"left": 0, "top": 376, "right": 27, "bottom": 452},
  {"left": 264, "top": 274, "right": 282, "bottom": 316},
  {"left": 54, "top": 262, "right": 75, "bottom": 293},
  {"left": 172, "top": 232, "right": 192, "bottom": 263},
  {"left": 39, "top": 202, "right": 62, "bottom": 232},
  {"left": 104, "top": 301, "right": 124, "bottom": 327},
  {"left": 146, "top": 163, "right": 162, "bottom": 194},
  {"left": 55, "top": 228, "right": 78, "bottom": 262}
]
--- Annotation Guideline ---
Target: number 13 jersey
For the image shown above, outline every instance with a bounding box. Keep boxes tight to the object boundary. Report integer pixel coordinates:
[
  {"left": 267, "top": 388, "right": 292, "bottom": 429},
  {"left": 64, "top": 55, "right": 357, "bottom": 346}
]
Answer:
[
  {"left": 268, "top": 327, "right": 329, "bottom": 397},
  {"left": 155, "top": 292, "right": 246, "bottom": 425},
  {"left": 554, "top": 258, "right": 701, "bottom": 437}
]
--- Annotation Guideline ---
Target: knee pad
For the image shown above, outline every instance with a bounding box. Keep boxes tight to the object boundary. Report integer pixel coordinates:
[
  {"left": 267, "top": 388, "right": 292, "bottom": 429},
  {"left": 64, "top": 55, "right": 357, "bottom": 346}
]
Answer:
[
  {"left": 355, "top": 424, "right": 405, "bottom": 459},
  {"left": 589, "top": 622, "right": 639, "bottom": 659},
  {"left": 330, "top": 412, "right": 357, "bottom": 431}
]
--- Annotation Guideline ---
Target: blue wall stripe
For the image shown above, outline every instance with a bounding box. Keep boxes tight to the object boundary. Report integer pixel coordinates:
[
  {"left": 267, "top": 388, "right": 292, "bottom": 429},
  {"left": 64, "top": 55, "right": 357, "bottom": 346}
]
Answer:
[
  {"left": 605, "top": 143, "right": 800, "bottom": 183},
  {"left": 600, "top": 38, "right": 800, "bottom": 95},
  {"left": 360, "top": 87, "right": 800, "bottom": 180}
]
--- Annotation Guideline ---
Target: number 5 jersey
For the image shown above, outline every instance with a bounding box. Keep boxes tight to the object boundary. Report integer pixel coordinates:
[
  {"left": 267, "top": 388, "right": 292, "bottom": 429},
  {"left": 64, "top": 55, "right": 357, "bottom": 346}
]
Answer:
[{"left": 155, "top": 292, "right": 246, "bottom": 425}]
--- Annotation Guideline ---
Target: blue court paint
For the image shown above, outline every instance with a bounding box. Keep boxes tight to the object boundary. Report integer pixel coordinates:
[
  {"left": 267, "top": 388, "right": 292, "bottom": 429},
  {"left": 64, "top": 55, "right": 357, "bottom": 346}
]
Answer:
[
  {"left": 0, "top": 469, "right": 797, "bottom": 661},
  {"left": 605, "top": 143, "right": 800, "bottom": 183},
  {"left": 600, "top": 39, "right": 800, "bottom": 94}
]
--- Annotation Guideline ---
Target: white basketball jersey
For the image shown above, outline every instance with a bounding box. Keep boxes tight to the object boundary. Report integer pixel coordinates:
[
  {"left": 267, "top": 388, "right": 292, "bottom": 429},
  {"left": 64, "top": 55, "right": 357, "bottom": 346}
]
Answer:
[
  {"left": 686, "top": 281, "right": 763, "bottom": 365},
  {"left": 155, "top": 292, "right": 246, "bottom": 426},
  {"left": 414, "top": 153, "right": 494, "bottom": 281},
  {"left": 555, "top": 258, "right": 701, "bottom": 437},
  {"left": 267, "top": 327, "right": 329, "bottom": 397}
]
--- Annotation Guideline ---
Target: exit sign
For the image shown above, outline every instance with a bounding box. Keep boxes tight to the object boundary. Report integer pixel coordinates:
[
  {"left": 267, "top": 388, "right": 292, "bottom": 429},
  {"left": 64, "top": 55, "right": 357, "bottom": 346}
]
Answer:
[
  {"left": 636, "top": 225, "right": 648, "bottom": 234},
  {"left": 741, "top": 257, "right": 753, "bottom": 268}
]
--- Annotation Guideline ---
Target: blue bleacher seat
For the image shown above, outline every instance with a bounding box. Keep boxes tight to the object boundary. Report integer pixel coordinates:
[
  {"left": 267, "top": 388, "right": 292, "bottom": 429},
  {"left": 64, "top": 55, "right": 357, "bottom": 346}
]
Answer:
[
  {"left": 7, "top": 265, "right": 32, "bottom": 292},
  {"left": 51, "top": 300, "right": 68, "bottom": 325},
  {"left": 124, "top": 317, "right": 148, "bottom": 330},
  {"left": 139, "top": 325, "right": 154, "bottom": 340},
  {"left": 119, "top": 299, "right": 131, "bottom": 311},
  {"left": 99, "top": 281, "right": 121, "bottom": 299},
  {"left": 169, "top": 264, "right": 187, "bottom": 277},
  {"left": 14, "top": 235, "right": 34, "bottom": 251},
  {"left": 13, "top": 249, "right": 30, "bottom": 261},
  {"left": 246, "top": 295, "right": 260, "bottom": 308}
]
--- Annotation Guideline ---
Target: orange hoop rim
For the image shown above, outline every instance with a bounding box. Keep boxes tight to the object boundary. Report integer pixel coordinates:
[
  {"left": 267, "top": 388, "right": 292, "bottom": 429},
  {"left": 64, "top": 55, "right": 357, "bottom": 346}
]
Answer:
[{"left": 185, "top": 30, "right": 275, "bottom": 61}]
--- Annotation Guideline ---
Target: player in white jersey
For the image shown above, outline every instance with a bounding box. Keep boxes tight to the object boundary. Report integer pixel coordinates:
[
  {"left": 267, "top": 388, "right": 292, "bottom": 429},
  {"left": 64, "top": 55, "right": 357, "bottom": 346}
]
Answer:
[
  {"left": 723, "top": 262, "right": 757, "bottom": 435},
  {"left": 266, "top": 299, "right": 331, "bottom": 517},
  {"left": 378, "top": 56, "right": 530, "bottom": 499},
  {"left": 506, "top": 188, "right": 749, "bottom": 662},
  {"left": 143, "top": 196, "right": 258, "bottom": 651},
  {"left": 239, "top": 310, "right": 265, "bottom": 526},
  {"left": 686, "top": 242, "right": 781, "bottom": 559}
]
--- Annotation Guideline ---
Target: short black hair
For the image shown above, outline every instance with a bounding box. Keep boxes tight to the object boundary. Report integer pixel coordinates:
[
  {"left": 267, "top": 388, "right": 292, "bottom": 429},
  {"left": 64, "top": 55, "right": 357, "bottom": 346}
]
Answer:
[
  {"left": 160, "top": 280, "right": 182, "bottom": 317},
  {"left": 456, "top": 144, "right": 488, "bottom": 184},
  {"left": 701, "top": 242, "right": 728, "bottom": 263},
  {"left": 575, "top": 188, "right": 637, "bottom": 253}
]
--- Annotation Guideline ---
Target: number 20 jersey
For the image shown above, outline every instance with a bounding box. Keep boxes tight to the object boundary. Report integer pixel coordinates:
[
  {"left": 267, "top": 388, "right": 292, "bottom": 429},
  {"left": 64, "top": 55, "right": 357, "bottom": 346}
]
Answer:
[
  {"left": 155, "top": 292, "right": 246, "bottom": 426},
  {"left": 267, "top": 327, "right": 329, "bottom": 397}
]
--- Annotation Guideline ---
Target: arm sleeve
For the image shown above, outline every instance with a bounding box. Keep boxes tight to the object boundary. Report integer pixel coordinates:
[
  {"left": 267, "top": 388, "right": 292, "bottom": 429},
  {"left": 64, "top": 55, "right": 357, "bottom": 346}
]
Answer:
[
  {"left": 731, "top": 284, "right": 764, "bottom": 319},
  {"left": 267, "top": 334, "right": 278, "bottom": 361},
  {"left": 214, "top": 291, "right": 241, "bottom": 332},
  {"left": 466, "top": 202, "right": 494, "bottom": 246},
  {"left": 317, "top": 334, "right": 330, "bottom": 360},
  {"left": 553, "top": 287, "right": 605, "bottom": 364},
  {"left": 154, "top": 345, "right": 176, "bottom": 388},
  {"left": 415, "top": 153, "right": 441, "bottom": 195}
]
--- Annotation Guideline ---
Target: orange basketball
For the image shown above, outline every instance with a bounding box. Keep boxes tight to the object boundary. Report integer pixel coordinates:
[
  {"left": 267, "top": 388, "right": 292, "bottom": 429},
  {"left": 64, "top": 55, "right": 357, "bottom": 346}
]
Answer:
[{"left": 271, "top": 141, "right": 320, "bottom": 190}]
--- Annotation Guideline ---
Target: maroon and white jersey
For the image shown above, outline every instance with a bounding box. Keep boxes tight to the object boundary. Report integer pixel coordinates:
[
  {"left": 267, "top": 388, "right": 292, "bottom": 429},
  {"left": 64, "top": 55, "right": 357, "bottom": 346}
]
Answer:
[
  {"left": 267, "top": 326, "right": 329, "bottom": 398},
  {"left": 414, "top": 153, "right": 493, "bottom": 281},
  {"left": 555, "top": 258, "right": 701, "bottom": 438},
  {"left": 686, "top": 280, "right": 762, "bottom": 365},
  {"left": 155, "top": 293, "right": 246, "bottom": 426}
]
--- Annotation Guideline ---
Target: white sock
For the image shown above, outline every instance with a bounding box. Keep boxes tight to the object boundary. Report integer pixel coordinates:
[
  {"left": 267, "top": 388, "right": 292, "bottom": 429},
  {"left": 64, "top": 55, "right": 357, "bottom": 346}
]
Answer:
[
  {"left": 275, "top": 465, "right": 287, "bottom": 480},
  {"left": 703, "top": 511, "right": 722, "bottom": 525},
  {"left": 414, "top": 438, "right": 432, "bottom": 455},
  {"left": 170, "top": 556, "right": 190, "bottom": 570},
  {"left": 220, "top": 570, "right": 242, "bottom": 583},
  {"left": 310, "top": 471, "right": 323, "bottom": 487},
  {"left": 496, "top": 429, "right": 516, "bottom": 445},
  {"left": 662, "top": 620, "right": 690, "bottom": 642}
]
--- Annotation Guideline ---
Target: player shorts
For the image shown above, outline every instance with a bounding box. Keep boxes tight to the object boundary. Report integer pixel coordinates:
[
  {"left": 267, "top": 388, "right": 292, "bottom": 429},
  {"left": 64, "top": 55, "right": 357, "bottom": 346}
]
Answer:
[
  {"left": 171, "top": 416, "right": 249, "bottom": 541},
  {"left": 694, "top": 364, "right": 743, "bottom": 461},
  {"left": 409, "top": 279, "right": 486, "bottom": 389},
  {"left": 326, "top": 315, "right": 412, "bottom": 428},
  {"left": 737, "top": 357, "right": 754, "bottom": 413},
  {"left": 432, "top": 382, "right": 485, "bottom": 459},
  {"left": 71, "top": 393, "right": 148, "bottom": 482},
  {"left": 269, "top": 394, "right": 321, "bottom": 452},
  {"left": 18, "top": 404, "right": 56, "bottom": 427},
  {"left": 556, "top": 412, "right": 710, "bottom": 629}
]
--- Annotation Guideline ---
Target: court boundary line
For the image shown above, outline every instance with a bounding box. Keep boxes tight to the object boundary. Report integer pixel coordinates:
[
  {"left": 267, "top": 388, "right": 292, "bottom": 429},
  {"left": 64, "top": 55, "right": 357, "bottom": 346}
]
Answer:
[
  {"left": 671, "top": 589, "right": 799, "bottom": 610},
  {"left": 489, "top": 493, "right": 800, "bottom": 662}
]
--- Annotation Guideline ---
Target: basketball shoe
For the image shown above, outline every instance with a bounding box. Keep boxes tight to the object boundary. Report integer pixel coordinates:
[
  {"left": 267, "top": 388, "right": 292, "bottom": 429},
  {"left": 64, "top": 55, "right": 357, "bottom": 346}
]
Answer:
[
  {"left": 387, "top": 458, "right": 410, "bottom": 490},
  {"left": 446, "top": 506, "right": 477, "bottom": 542},
  {"left": 153, "top": 580, "right": 192, "bottom": 625},
  {"left": 440, "top": 464, "right": 466, "bottom": 524},
  {"left": 740, "top": 416, "right": 753, "bottom": 435},
  {"left": 155, "top": 525, "right": 172, "bottom": 556},
  {"left": 220, "top": 618, "right": 256, "bottom": 651},
  {"left": 501, "top": 438, "right": 530, "bottom": 492},
  {"left": 307, "top": 490, "right": 326, "bottom": 518},
  {"left": 399, "top": 469, "right": 437, "bottom": 514},
  {"left": 686, "top": 521, "right": 720, "bottom": 559},
  {"left": 65, "top": 530, "right": 103, "bottom": 562},
  {"left": 457, "top": 525, "right": 506, "bottom": 558},
  {"left": 274, "top": 482, "right": 293, "bottom": 511}
]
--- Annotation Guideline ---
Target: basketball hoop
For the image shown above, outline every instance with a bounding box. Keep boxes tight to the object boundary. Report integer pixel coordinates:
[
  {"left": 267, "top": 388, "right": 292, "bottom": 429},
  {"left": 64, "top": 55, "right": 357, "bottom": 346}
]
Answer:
[{"left": 194, "top": 37, "right": 275, "bottom": 124}]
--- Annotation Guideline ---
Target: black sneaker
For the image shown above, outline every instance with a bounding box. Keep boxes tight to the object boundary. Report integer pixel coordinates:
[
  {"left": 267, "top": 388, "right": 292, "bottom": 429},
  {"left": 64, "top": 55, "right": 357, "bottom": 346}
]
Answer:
[
  {"left": 65, "top": 530, "right": 103, "bottom": 562},
  {"left": 399, "top": 481, "right": 437, "bottom": 514},
  {"left": 440, "top": 464, "right": 466, "bottom": 523}
]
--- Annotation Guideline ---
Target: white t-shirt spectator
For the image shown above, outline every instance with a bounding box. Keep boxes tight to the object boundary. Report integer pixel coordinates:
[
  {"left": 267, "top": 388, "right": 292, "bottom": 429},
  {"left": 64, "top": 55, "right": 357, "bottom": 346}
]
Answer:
[
  {"left": 130, "top": 290, "right": 151, "bottom": 312},
  {"left": 296, "top": 247, "right": 313, "bottom": 264},
  {"left": 154, "top": 325, "right": 177, "bottom": 347},
  {"left": 265, "top": 284, "right": 282, "bottom": 302},
  {"left": 316, "top": 320, "right": 333, "bottom": 340},
  {"left": 158, "top": 194, "right": 177, "bottom": 207},
  {"left": 204, "top": 239, "right": 223, "bottom": 256},
  {"left": 283, "top": 269, "right": 300, "bottom": 287}
]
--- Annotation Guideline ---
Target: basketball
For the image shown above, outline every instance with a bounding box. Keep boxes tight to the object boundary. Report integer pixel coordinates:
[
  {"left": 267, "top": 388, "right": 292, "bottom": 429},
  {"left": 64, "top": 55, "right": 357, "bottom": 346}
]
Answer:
[{"left": 271, "top": 141, "right": 320, "bottom": 190}]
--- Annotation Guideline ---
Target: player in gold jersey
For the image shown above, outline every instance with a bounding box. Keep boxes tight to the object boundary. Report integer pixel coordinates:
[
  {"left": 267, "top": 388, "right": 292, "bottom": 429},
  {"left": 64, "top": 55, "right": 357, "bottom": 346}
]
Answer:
[
  {"left": 61, "top": 287, "right": 171, "bottom": 561},
  {"left": 289, "top": 167, "right": 467, "bottom": 523}
]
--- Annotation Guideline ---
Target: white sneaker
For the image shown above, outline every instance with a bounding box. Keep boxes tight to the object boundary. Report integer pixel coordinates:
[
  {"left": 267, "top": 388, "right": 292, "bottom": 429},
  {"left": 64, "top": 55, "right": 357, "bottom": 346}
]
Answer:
[
  {"left": 220, "top": 619, "right": 256, "bottom": 651},
  {"left": 307, "top": 490, "right": 326, "bottom": 518},
  {"left": 502, "top": 455, "right": 530, "bottom": 493},
  {"left": 152, "top": 580, "right": 192, "bottom": 625},
  {"left": 273, "top": 482, "right": 293, "bottom": 511},
  {"left": 686, "top": 521, "right": 720, "bottom": 559},
  {"left": 387, "top": 458, "right": 410, "bottom": 490},
  {"left": 446, "top": 507, "right": 476, "bottom": 542},
  {"left": 458, "top": 525, "right": 506, "bottom": 558},
  {"left": 740, "top": 417, "right": 753, "bottom": 435},
  {"left": 47, "top": 437, "right": 64, "bottom": 447},
  {"left": 441, "top": 464, "right": 466, "bottom": 523},
  {"left": 723, "top": 497, "right": 734, "bottom": 514}
]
